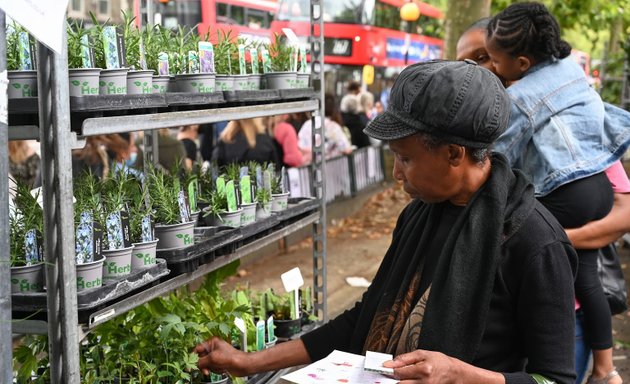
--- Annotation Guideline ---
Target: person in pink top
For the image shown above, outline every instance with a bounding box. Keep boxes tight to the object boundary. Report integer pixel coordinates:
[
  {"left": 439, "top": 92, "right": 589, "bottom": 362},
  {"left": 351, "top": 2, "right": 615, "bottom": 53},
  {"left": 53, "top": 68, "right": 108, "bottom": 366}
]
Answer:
[{"left": 268, "top": 115, "right": 304, "bottom": 168}]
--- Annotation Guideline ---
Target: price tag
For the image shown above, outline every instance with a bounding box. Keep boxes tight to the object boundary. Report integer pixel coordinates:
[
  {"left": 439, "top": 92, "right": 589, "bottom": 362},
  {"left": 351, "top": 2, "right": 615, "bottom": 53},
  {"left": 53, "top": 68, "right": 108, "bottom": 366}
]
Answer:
[
  {"left": 281, "top": 267, "right": 304, "bottom": 293},
  {"left": 226, "top": 180, "right": 238, "bottom": 212},
  {"left": 240, "top": 176, "right": 252, "bottom": 204}
]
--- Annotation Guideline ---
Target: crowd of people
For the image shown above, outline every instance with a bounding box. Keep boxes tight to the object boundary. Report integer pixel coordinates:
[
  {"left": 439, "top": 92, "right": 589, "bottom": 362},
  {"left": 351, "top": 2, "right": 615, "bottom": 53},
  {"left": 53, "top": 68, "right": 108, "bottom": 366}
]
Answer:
[{"left": 7, "top": 2, "right": 630, "bottom": 383}]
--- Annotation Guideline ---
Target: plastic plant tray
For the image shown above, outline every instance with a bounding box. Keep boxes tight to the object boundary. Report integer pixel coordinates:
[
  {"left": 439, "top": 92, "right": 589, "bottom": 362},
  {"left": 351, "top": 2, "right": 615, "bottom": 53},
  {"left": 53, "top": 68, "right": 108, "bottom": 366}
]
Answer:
[
  {"left": 156, "top": 226, "right": 242, "bottom": 275},
  {"left": 12, "top": 258, "right": 170, "bottom": 318},
  {"left": 222, "top": 89, "right": 280, "bottom": 103},
  {"left": 278, "top": 88, "right": 317, "bottom": 100},
  {"left": 274, "top": 198, "right": 319, "bottom": 223},
  {"left": 164, "top": 91, "right": 225, "bottom": 106},
  {"left": 238, "top": 215, "right": 280, "bottom": 242},
  {"left": 69, "top": 94, "right": 168, "bottom": 112}
]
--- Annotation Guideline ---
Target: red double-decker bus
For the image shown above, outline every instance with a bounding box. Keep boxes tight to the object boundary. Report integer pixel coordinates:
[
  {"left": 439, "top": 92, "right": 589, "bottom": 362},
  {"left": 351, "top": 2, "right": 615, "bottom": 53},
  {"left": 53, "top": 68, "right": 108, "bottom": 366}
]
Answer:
[
  {"left": 136, "top": 0, "right": 277, "bottom": 44},
  {"left": 271, "top": 0, "right": 443, "bottom": 91}
]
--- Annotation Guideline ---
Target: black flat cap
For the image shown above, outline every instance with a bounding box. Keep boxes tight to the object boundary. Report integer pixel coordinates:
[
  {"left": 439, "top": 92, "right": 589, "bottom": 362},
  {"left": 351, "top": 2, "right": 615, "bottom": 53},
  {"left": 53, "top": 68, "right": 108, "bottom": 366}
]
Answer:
[{"left": 364, "top": 60, "right": 510, "bottom": 148}]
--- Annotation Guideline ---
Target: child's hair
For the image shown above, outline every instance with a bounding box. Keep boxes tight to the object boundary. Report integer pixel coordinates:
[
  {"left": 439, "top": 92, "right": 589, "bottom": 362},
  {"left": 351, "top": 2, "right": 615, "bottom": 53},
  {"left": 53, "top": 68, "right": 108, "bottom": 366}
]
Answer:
[{"left": 487, "top": 2, "right": 571, "bottom": 62}]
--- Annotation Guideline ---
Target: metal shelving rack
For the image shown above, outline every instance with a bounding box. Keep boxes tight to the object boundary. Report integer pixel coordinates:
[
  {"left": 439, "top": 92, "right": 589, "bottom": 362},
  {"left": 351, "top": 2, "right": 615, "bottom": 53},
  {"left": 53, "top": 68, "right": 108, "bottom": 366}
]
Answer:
[{"left": 2, "top": 3, "right": 327, "bottom": 382}]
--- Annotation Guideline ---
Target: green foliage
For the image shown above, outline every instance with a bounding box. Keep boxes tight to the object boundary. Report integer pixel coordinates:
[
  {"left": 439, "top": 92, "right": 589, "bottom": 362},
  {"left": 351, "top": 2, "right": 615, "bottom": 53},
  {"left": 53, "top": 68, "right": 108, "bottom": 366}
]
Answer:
[
  {"left": 73, "top": 169, "right": 103, "bottom": 227},
  {"left": 268, "top": 33, "right": 292, "bottom": 72},
  {"left": 6, "top": 22, "right": 26, "bottom": 71},
  {"left": 143, "top": 24, "right": 174, "bottom": 73},
  {"left": 255, "top": 187, "right": 271, "bottom": 205},
  {"left": 88, "top": 12, "right": 109, "bottom": 69},
  {"left": 13, "top": 335, "right": 49, "bottom": 383},
  {"left": 9, "top": 178, "right": 43, "bottom": 267},
  {"left": 121, "top": 10, "right": 142, "bottom": 69},
  {"left": 67, "top": 19, "right": 91, "bottom": 69},
  {"left": 224, "top": 163, "right": 241, "bottom": 182},
  {"left": 213, "top": 29, "right": 239, "bottom": 75},
  {"left": 203, "top": 189, "right": 229, "bottom": 217},
  {"left": 147, "top": 164, "right": 181, "bottom": 225}
]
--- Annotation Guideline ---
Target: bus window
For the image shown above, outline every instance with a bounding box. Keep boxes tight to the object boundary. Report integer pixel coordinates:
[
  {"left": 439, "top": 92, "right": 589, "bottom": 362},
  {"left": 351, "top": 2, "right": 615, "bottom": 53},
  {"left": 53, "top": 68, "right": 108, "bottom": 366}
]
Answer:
[
  {"left": 278, "top": 0, "right": 310, "bottom": 21},
  {"left": 246, "top": 9, "right": 268, "bottom": 29},
  {"left": 231, "top": 5, "right": 245, "bottom": 25}
]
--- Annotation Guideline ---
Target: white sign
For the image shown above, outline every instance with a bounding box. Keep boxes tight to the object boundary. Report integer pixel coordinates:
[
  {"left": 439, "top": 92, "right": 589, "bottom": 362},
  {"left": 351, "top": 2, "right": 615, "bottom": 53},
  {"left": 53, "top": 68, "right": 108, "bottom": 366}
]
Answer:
[
  {"left": 0, "top": 0, "right": 69, "bottom": 54},
  {"left": 281, "top": 267, "right": 304, "bottom": 293},
  {"left": 282, "top": 28, "right": 300, "bottom": 46}
]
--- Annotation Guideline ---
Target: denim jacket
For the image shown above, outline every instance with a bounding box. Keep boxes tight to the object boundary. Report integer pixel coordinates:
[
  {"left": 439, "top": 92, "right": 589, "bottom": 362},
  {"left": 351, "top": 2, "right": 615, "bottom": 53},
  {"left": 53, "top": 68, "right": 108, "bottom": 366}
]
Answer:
[{"left": 493, "top": 57, "right": 630, "bottom": 196}]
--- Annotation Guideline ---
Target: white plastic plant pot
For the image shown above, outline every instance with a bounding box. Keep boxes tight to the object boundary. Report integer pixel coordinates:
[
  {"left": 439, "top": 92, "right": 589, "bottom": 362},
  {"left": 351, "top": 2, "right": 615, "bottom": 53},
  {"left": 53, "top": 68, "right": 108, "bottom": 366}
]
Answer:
[
  {"left": 215, "top": 74, "right": 235, "bottom": 91},
  {"left": 68, "top": 68, "right": 101, "bottom": 97},
  {"left": 99, "top": 68, "right": 128, "bottom": 95},
  {"left": 7, "top": 70, "right": 38, "bottom": 98},
  {"left": 176, "top": 73, "right": 216, "bottom": 93},
  {"left": 152, "top": 75, "right": 170, "bottom": 94},
  {"left": 127, "top": 70, "right": 154, "bottom": 95},
  {"left": 265, "top": 335, "right": 278, "bottom": 349},
  {"left": 256, "top": 202, "right": 272, "bottom": 220},
  {"left": 232, "top": 74, "right": 249, "bottom": 91},
  {"left": 167, "top": 76, "right": 178, "bottom": 92},
  {"left": 271, "top": 192, "right": 290, "bottom": 212},
  {"left": 10, "top": 262, "right": 44, "bottom": 293},
  {"left": 131, "top": 239, "right": 159, "bottom": 271},
  {"left": 249, "top": 74, "right": 261, "bottom": 90},
  {"left": 240, "top": 202, "right": 257, "bottom": 226},
  {"left": 76, "top": 254, "right": 105, "bottom": 291},
  {"left": 190, "top": 210, "right": 201, "bottom": 226},
  {"left": 265, "top": 71, "right": 297, "bottom": 90},
  {"left": 102, "top": 246, "right": 134, "bottom": 282},
  {"left": 206, "top": 208, "right": 243, "bottom": 228},
  {"left": 154, "top": 221, "right": 195, "bottom": 250},
  {"left": 296, "top": 73, "right": 310, "bottom": 88}
]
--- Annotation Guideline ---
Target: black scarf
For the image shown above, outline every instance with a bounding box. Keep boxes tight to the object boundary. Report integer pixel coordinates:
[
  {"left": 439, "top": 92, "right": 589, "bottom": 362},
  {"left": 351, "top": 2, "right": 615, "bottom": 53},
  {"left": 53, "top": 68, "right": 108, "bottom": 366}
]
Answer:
[{"left": 358, "top": 154, "right": 535, "bottom": 362}]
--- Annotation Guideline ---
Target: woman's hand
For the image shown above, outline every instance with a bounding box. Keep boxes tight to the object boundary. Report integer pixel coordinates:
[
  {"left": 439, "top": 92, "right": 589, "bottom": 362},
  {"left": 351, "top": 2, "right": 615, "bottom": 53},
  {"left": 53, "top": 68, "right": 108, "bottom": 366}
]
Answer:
[
  {"left": 195, "top": 337, "right": 251, "bottom": 377},
  {"left": 383, "top": 350, "right": 505, "bottom": 384}
]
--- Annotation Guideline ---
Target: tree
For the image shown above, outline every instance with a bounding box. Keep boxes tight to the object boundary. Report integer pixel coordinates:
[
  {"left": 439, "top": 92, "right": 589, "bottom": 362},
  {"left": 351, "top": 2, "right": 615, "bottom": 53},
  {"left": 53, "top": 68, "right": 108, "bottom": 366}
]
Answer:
[{"left": 443, "top": 0, "right": 492, "bottom": 59}]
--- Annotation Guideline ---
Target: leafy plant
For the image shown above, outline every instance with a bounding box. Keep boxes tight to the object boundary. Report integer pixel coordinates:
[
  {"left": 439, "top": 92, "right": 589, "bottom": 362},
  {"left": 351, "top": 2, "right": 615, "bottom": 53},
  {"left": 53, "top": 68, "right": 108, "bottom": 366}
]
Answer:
[
  {"left": 121, "top": 10, "right": 142, "bottom": 69},
  {"left": 67, "top": 19, "right": 92, "bottom": 69},
  {"left": 9, "top": 178, "right": 44, "bottom": 267},
  {"left": 268, "top": 33, "right": 292, "bottom": 72},
  {"left": 144, "top": 24, "right": 174, "bottom": 73},
  {"left": 127, "top": 176, "right": 154, "bottom": 243},
  {"left": 255, "top": 187, "right": 271, "bottom": 206},
  {"left": 213, "top": 29, "right": 238, "bottom": 75},
  {"left": 13, "top": 335, "right": 49, "bottom": 383},
  {"left": 73, "top": 169, "right": 103, "bottom": 227},
  {"left": 271, "top": 171, "right": 283, "bottom": 194},
  {"left": 6, "top": 22, "right": 27, "bottom": 71},
  {"left": 224, "top": 163, "right": 241, "bottom": 182},
  {"left": 147, "top": 164, "right": 182, "bottom": 225},
  {"left": 88, "top": 12, "right": 110, "bottom": 69},
  {"left": 203, "top": 189, "right": 229, "bottom": 217}
]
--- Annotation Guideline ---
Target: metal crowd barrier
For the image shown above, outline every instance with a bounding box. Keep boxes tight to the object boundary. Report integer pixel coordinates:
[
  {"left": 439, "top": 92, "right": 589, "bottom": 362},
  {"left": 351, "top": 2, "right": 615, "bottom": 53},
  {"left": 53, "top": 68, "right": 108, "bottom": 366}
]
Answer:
[{"left": 288, "top": 145, "right": 386, "bottom": 202}]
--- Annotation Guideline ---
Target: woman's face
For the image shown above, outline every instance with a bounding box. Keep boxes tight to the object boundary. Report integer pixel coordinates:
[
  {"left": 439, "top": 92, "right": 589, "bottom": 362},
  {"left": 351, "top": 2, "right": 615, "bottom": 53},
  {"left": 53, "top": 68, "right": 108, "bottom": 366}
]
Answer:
[{"left": 455, "top": 29, "right": 493, "bottom": 72}]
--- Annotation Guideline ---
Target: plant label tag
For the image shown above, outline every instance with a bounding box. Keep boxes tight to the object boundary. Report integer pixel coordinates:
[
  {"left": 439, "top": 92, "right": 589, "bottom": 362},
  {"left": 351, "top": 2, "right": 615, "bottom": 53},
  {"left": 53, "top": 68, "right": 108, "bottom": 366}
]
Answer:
[
  {"left": 18, "top": 32, "right": 33, "bottom": 70},
  {"left": 240, "top": 166, "right": 249, "bottom": 178},
  {"left": 300, "top": 45, "right": 307, "bottom": 73},
  {"left": 188, "top": 50, "right": 199, "bottom": 74},
  {"left": 263, "top": 170, "right": 272, "bottom": 194},
  {"left": 238, "top": 44, "right": 247, "bottom": 75},
  {"left": 250, "top": 47, "right": 259, "bottom": 74},
  {"left": 364, "top": 351, "right": 394, "bottom": 375},
  {"left": 198, "top": 42, "right": 215, "bottom": 73},
  {"left": 260, "top": 48, "right": 271, "bottom": 74},
  {"left": 290, "top": 46, "right": 298, "bottom": 72},
  {"left": 141, "top": 215, "right": 154, "bottom": 242},
  {"left": 303, "top": 286, "right": 312, "bottom": 313},
  {"left": 106, "top": 211, "right": 124, "bottom": 250},
  {"left": 256, "top": 166, "right": 263, "bottom": 188},
  {"left": 75, "top": 211, "right": 94, "bottom": 264},
  {"left": 80, "top": 34, "right": 93, "bottom": 69},
  {"left": 281, "top": 267, "right": 304, "bottom": 293},
  {"left": 177, "top": 190, "right": 191, "bottom": 223},
  {"left": 117, "top": 32, "right": 127, "bottom": 68},
  {"left": 139, "top": 36, "right": 147, "bottom": 70},
  {"left": 282, "top": 28, "right": 300, "bottom": 46},
  {"left": 234, "top": 317, "right": 247, "bottom": 352},
  {"left": 158, "top": 52, "right": 170, "bottom": 75},
  {"left": 240, "top": 176, "right": 252, "bottom": 204},
  {"left": 267, "top": 315, "right": 275, "bottom": 343},
  {"left": 24, "top": 229, "right": 41, "bottom": 265},
  {"left": 120, "top": 209, "right": 132, "bottom": 247},
  {"left": 102, "top": 26, "right": 120, "bottom": 69},
  {"left": 281, "top": 167, "right": 289, "bottom": 194},
  {"left": 256, "top": 320, "right": 265, "bottom": 351},
  {"left": 188, "top": 180, "right": 198, "bottom": 213},
  {"left": 226, "top": 181, "right": 238, "bottom": 212},
  {"left": 216, "top": 176, "right": 226, "bottom": 195}
]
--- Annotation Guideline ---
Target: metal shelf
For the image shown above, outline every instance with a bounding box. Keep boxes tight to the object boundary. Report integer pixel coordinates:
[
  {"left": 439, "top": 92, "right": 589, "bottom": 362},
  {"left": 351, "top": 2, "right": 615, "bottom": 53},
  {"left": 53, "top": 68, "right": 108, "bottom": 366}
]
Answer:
[{"left": 81, "top": 99, "right": 319, "bottom": 137}]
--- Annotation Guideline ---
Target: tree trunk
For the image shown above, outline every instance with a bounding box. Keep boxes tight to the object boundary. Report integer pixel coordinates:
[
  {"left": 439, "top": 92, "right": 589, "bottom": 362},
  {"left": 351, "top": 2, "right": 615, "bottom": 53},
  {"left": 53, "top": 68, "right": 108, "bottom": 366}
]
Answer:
[{"left": 443, "top": 0, "right": 492, "bottom": 60}]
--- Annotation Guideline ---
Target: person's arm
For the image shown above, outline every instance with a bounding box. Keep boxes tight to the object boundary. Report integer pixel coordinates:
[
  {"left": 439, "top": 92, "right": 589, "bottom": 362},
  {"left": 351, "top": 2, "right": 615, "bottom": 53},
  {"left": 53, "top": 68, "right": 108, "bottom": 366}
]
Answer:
[
  {"left": 565, "top": 192, "right": 630, "bottom": 249},
  {"left": 492, "top": 102, "right": 533, "bottom": 167},
  {"left": 384, "top": 351, "right": 506, "bottom": 384},
  {"left": 196, "top": 337, "right": 311, "bottom": 377}
]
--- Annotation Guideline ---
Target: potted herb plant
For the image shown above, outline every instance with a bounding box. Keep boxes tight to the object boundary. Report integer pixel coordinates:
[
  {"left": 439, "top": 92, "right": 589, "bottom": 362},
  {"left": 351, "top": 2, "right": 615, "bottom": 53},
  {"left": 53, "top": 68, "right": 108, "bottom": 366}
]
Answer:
[
  {"left": 144, "top": 24, "right": 172, "bottom": 93},
  {"left": 271, "top": 169, "right": 290, "bottom": 212},
  {"left": 127, "top": 175, "right": 159, "bottom": 270},
  {"left": 202, "top": 188, "right": 242, "bottom": 228},
  {"left": 10, "top": 179, "right": 44, "bottom": 293},
  {"left": 213, "top": 30, "right": 238, "bottom": 91},
  {"left": 73, "top": 170, "right": 106, "bottom": 291},
  {"left": 257, "top": 288, "right": 302, "bottom": 339},
  {"left": 147, "top": 165, "right": 195, "bottom": 249},
  {"left": 99, "top": 168, "right": 135, "bottom": 282},
  {"left": 121, "top": 11, "right": 154, "bottom": 94},
  {"left": 265, "top": 33, "right": 297, "bottom": 89},
  {"left": 88, "top": 12, "right": 129, "bottom": 96},
  {"left": 67, "top": 20, "right": 101, "bottom": 97},
  {"left": 174, "top": 26, "right": 216, "bottom": 93},
  {"left": 6, "top": 22, "right": 38, "bottom": 99}
]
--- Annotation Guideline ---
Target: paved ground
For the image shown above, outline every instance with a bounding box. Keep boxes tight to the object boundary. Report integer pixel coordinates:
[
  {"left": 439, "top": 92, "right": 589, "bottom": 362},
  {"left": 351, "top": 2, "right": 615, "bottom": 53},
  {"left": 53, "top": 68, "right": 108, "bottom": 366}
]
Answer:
[{"left": 229, "top": 182, "right": 630, "bottom": 381}]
